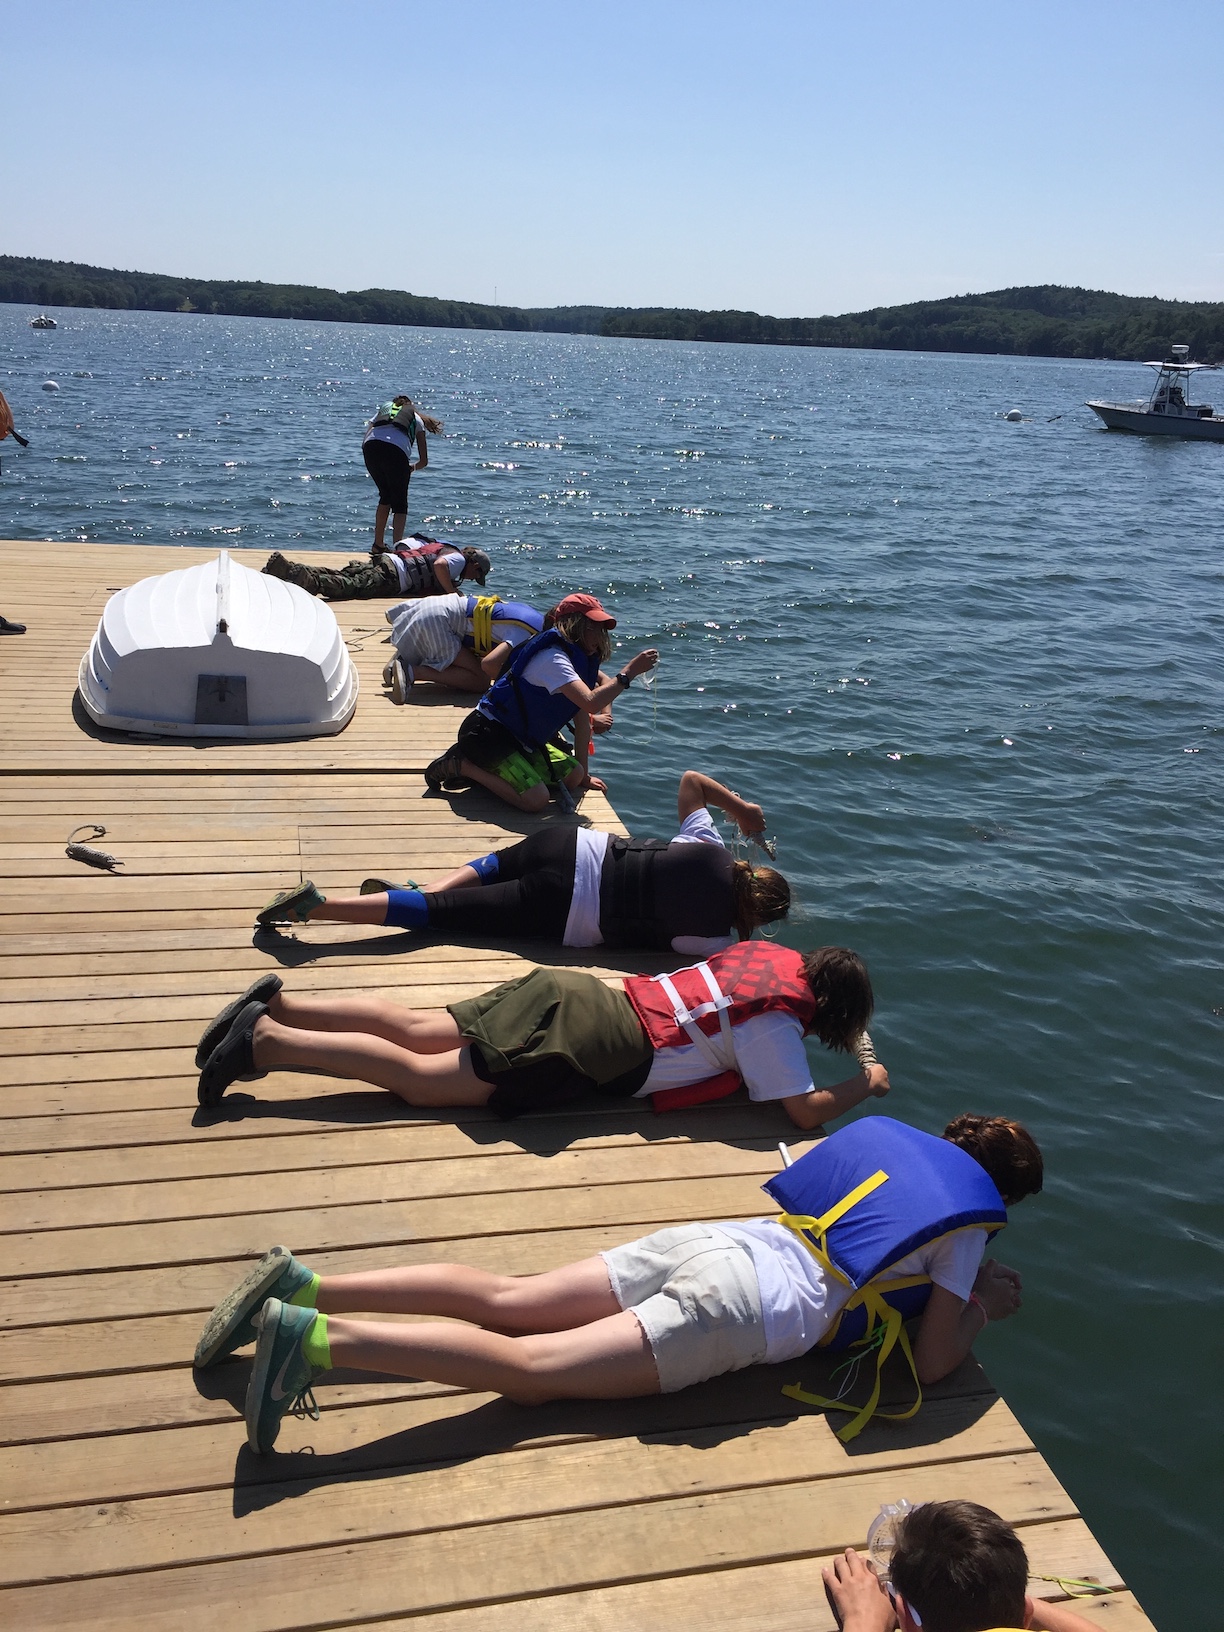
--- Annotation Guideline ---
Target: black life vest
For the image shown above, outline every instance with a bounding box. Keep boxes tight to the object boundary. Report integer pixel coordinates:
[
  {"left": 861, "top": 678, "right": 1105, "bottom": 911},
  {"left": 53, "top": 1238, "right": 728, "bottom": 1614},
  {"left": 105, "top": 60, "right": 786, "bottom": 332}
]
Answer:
[
  {"left": 598, "top": 839, "right": 736, "bottom": 950},
  {"left": 391, "top": 536, "right": 454, "bottom": 597}
]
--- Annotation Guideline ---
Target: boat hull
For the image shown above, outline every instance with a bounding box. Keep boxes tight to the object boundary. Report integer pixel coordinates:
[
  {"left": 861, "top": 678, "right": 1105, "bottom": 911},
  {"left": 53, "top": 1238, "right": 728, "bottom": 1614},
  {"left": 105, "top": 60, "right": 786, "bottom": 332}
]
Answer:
[
  {"left": 78, "top": 552, "right": 359, "bottom": 738},
  {"left": 1086, "top": 401, "right": 1224, "bottom": 441}
]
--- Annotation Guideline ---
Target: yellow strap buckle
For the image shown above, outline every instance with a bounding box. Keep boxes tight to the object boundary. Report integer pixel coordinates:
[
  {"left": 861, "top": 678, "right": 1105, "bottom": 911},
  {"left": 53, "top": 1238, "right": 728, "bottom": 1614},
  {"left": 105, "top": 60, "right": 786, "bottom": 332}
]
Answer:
[
  {"left": 782, "top": 1286, "right": 923, "bottom": 1443},
  {"left": 471, "top": 594, "right": 503, "bottom": 655}
]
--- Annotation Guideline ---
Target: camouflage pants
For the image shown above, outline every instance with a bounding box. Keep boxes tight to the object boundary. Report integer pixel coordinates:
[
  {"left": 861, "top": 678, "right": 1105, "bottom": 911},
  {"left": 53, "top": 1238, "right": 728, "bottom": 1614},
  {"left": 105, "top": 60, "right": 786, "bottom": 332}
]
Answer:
[{"left": 304, "top": 557, "right": 399, "bottom": 601}]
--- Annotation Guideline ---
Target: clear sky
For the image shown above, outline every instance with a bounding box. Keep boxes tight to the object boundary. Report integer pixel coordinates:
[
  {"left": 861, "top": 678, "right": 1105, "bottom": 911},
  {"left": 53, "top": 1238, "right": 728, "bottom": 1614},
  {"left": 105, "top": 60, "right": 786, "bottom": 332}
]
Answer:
[{"left": 3, "top": 0, "right": 1222, "bottom": 316}]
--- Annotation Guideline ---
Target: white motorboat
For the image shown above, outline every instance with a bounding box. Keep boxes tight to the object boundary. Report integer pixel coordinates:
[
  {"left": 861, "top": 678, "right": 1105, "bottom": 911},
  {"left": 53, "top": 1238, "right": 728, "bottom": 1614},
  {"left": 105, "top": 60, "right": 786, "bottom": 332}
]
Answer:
[
  {"left": 78, "top": 551, "right": 359, "bottom": 738},
  {"left": 1087, "top": 346, "right": 1224, "bottom": 441},
  {"left": 29, "top": 314, "right": 57, "bottom": 329}
]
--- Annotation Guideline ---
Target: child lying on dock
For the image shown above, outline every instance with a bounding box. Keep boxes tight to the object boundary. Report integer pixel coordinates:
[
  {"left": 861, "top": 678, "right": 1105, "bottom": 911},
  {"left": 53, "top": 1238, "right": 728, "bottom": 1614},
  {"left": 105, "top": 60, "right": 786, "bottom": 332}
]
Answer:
[
  {"left": 195, "top": 941, "right": 887, "bottom": 1127},
  {"left": 824, "top": 1498, "right": 1101, "bottom": 1632},
  {"left": 193, "top": 1114, "right": 1042, "bottom": 1456},
  {"left": 255, "top": 769, "right": 790, "bottom": 955}
]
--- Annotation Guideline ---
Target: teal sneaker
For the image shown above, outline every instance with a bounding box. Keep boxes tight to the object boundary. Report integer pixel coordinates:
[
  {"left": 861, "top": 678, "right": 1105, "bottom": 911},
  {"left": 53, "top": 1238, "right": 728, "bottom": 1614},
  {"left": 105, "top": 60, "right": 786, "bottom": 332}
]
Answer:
[
  {"left": 193, "top": 1247, "right": 315, "bottom": 1368},
  {"left": 255, "top": 881, "right": 325, "bottom": 927},
  {"left": 245, "top": 1298, "right": 326, "bottom": 1454}
]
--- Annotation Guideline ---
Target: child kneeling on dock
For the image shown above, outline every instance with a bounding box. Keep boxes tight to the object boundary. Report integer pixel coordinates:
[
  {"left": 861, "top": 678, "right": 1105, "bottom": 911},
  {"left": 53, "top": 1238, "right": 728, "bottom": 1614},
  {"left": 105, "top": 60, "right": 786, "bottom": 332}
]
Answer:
[
  {"left": 824, "top": 1498, "right": 1101, "bottom": 1632},
  {"left": 194, "top": 942, "right": 886, "bottom": 1128},
  {"left": 193, "top": 1114, "right": 1042, "bottom": 1455}
]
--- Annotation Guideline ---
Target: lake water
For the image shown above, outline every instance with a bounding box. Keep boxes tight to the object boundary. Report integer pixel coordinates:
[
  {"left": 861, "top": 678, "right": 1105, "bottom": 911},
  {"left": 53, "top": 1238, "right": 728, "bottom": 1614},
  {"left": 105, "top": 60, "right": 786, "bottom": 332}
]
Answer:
[{"left": 3, "top": 305, "right": 1221, "bottom": 1629}]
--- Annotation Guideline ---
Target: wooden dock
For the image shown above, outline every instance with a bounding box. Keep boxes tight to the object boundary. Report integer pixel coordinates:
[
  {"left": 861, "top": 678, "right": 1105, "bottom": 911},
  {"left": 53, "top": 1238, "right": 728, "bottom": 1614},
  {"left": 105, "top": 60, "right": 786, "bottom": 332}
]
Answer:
[{"left": 0, "top": 543, "right": 1154, "bottom": 1631}]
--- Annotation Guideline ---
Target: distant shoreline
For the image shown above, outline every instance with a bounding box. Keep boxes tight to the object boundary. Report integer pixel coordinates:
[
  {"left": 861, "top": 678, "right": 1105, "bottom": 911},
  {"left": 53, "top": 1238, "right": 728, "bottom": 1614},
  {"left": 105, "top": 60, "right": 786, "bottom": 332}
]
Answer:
[{"left": 4, "top": 254, "right": 1222, "bottom": 363}]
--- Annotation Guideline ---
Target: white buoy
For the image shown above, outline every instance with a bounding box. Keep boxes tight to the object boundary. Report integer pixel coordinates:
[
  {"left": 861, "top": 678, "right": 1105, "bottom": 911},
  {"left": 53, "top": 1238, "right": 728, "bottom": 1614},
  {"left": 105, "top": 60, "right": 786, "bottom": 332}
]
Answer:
[
  {"left": 42, "top": 380, "right": 59, "bottom": 392},
  {"left": 1004, "top": 408, "right": 1022, "bottom": 422}
]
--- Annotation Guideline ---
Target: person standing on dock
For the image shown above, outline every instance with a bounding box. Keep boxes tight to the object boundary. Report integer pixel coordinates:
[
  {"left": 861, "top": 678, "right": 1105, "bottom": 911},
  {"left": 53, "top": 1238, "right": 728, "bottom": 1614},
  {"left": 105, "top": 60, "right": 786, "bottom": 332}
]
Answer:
[
  {"left": 422, "top": 592, "right": 659, "bottom": 812},
  {"left": 362, "top": 394, "right": 441, "bottom": 551},
  {"left": 190, "top": 1114, "right": 1042, "bottom": 1456},
  {"left": 257, "top": 768, "right": 793, "bottom": 955}
]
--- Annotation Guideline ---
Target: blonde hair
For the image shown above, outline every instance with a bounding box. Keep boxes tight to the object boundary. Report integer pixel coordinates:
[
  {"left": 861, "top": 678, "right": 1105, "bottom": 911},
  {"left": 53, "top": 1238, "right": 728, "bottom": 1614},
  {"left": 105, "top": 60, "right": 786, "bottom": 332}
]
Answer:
[
  {"left": 549, "top": 609, "right": 612, "bottom": 662},
  {"left": 730, "top": 861, "right": 790, "bottom": 939}
]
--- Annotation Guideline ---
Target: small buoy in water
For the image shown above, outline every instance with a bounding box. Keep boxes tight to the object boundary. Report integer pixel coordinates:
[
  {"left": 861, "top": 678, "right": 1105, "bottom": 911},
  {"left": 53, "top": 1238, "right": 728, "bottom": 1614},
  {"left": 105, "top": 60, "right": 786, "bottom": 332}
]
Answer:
[
  {"left": 1004, "top": 408, "right": 1022, "bottom": 422},
  {"left": 42, "top": 380, "right": 59, "bottom": 392}
]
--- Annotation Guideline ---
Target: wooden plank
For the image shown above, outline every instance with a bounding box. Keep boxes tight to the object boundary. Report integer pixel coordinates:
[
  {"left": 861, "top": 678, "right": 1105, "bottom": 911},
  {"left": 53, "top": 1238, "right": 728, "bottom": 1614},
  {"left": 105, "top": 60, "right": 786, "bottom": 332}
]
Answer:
[
  {"left": 0, "top": 1457, "right": 1081, "bottom": 1632},
  {"left": 0, "top": 1396, "right": 1029, "bottom": 1582}
]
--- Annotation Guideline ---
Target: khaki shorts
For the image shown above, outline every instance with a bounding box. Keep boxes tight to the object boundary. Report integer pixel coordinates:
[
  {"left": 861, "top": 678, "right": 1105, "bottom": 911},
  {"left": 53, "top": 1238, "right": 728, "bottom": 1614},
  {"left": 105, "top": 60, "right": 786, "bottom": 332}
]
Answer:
[{"left": 601, "top": 1224, "right": 767, "bottom": 1393}]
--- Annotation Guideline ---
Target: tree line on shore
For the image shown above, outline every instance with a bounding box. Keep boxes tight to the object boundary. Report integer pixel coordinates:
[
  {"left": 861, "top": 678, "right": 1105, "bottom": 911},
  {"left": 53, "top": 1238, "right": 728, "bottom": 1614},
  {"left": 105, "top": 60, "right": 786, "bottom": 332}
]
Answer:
[{"left": 4, "top": 255, "right": 1222, "bottom": 362}]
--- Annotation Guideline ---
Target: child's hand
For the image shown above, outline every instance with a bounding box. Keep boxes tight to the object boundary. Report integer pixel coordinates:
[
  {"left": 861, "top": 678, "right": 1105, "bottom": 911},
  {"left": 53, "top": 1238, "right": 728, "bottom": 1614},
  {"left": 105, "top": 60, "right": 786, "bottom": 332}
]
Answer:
[{"left": 822, "top": 1548, "right": 897, "bottom": 1632}]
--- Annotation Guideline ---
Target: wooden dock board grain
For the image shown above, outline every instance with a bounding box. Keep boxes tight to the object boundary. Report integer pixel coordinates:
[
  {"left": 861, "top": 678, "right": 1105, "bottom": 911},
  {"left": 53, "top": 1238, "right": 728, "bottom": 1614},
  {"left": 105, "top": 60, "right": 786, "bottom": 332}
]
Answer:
[{"left": 0, "top": 542, "right": 1156, "bottom": 1630}]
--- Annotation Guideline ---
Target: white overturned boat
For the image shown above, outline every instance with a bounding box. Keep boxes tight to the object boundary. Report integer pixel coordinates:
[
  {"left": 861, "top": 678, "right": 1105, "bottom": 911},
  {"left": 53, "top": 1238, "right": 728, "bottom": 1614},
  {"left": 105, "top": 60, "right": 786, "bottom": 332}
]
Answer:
[
  {"left": 78, "top": 551, "right": 359, "bottom": 738},
  {"left": 1087, "top": 346, "right": 1224, "bottom": 441}
]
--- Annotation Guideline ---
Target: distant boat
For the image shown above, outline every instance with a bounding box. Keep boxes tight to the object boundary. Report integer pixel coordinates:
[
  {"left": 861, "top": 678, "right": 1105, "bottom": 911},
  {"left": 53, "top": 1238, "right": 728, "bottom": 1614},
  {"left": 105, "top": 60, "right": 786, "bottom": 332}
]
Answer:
[
  {"left": 78, "top": 551, "right": 359, "bottom": 738},
  {"left": 29, "top": 314, "right": 57, "bottom": 330},
  {"left": 1087, "top": 346, "right": 1224, "bottom": 441}
]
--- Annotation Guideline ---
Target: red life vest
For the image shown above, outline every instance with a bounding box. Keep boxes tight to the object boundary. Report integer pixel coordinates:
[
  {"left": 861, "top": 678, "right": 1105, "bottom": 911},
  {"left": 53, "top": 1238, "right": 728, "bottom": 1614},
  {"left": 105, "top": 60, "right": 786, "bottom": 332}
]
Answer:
[
  {"left": 391, "top": 537, "right": 454, "bottom": 596},
  {"left": 623, "top": 942, "right": 816, "bottom": 1113}
]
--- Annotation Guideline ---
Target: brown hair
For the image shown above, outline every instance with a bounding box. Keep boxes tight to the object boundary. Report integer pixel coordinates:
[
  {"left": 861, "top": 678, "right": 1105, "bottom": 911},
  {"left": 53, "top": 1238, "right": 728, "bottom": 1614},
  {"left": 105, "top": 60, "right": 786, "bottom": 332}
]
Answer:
[
  {"left": 392, "top": 394, "right": 443, "bottom": 436},
  {"left": 800, "top": 946, "right": 873, "bottom": 1053},
  {"left": 890, "top": 1500, "right": 1028, "bottom": 1632},
  {"left": 546, "top": 607, "right": 612, "bottom": 662},
  {"left": 730, "top": 861, "right": 790, "bottom": 938},
  {"left": 942, "top": 1114, "right": 1043, "bottom": 1206}
]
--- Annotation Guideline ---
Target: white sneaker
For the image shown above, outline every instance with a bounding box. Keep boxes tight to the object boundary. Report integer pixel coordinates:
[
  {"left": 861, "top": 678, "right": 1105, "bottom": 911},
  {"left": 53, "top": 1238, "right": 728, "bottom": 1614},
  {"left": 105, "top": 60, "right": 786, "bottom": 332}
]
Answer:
[
  {"left": 381, "top": 656, "right": 398, "bottom": 687},
  {"left": 390, "top": 660, "right": 414, "bottom": 705}
]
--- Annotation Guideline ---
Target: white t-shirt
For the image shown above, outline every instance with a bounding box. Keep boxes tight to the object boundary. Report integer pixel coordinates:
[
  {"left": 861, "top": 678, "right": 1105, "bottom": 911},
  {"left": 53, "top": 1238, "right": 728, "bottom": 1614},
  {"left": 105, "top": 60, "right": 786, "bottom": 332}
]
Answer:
[
  {"left": 561, "top": 808, "right": 736, "bottom": 953},
  {"left": 716, "top": 1219, "right": 988, "bottom": 1363},
  {"left": 388, "top": 547, "right": 465, "bottom": 595},
  {"left": 634, "top": 1009, "right": 814, "bottom": 1101},
  {"left": 522, "top": 645, "right": 581, "bottom": 694},
  {"left": 364, "top": 419, "right": 417, "bottom": 455}
]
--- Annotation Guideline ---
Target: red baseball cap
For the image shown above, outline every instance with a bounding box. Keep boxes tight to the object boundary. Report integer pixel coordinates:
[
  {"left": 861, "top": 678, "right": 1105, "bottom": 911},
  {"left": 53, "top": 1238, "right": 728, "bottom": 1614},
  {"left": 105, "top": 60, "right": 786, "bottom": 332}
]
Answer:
[{"left": 552, "top": 592, "right": 617, "bottom": 627}]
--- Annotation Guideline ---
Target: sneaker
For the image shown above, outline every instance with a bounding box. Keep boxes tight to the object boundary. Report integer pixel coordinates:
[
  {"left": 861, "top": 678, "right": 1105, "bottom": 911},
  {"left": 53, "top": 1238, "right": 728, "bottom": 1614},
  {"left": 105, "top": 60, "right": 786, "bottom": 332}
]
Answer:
[
  {"left": 194, "top": 1247, "right": 315, "bottom": 1367},
  {"left": 390, "top": 661, "right": 414, "bottom": 706},
  {"left": 198, "top": 999, "right": 267, "bottom": 1107},
  {"left": 381, "top": 656, "right": 398, "bottom": 687},
  {"left": 424, "top": 747, "right": 465, "bottom": 792},
  {"left": 359, "top": 876, "right": 419, "bottom": 895},
  {"left": 245, "top": 1298, "right": 326, "bottom": 1454},
  {"left": 256, "top": 881, "right": 325, "bottom": 927},
  {"left": 195, "top": 973, "right": 283, "bottom": 1069}
]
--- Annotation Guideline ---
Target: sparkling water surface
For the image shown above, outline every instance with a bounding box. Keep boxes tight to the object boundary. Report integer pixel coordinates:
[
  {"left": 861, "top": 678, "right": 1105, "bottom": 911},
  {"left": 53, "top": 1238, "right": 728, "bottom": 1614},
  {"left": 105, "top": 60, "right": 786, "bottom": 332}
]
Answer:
[{"left": 4, "top": 306, "right": 1222, "bottom": 1629}]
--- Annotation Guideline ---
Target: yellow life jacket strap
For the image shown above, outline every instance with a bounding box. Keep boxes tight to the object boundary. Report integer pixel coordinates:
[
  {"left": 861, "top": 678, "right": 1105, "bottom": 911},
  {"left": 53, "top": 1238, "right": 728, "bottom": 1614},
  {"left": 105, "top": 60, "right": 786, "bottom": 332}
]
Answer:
[
  {"left": 776, "top": 1167, "right": 888, "bottom": 1264},
  {"left": 470, "top": 595, "right": 503, "bottom": 655},
  {"left": 782, "top": 1285, "right": 924, "bottom": 1443}
]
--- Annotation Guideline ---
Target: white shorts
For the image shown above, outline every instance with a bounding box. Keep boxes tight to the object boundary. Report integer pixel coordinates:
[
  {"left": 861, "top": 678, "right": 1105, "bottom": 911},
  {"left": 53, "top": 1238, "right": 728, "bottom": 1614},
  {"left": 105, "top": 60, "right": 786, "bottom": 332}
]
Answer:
[{"left": 600, "top": 1223, "right": 767, "bottom": 1393}]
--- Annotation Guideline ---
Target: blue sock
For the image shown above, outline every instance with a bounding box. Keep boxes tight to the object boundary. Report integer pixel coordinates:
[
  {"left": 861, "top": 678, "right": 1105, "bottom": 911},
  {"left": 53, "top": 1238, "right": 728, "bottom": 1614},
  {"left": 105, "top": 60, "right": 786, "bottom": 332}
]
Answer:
[
  {"left": 468, "top": 852, "right": 500, "bottom": 882},
  {"left": 383, "top": 888, "right": 430, "bottom": 929}
]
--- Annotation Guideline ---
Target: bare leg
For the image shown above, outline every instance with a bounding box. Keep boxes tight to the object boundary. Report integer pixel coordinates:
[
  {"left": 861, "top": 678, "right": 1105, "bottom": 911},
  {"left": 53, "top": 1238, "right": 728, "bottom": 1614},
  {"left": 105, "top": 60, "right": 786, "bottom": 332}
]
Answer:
[
  {"left": 317, "top": 1257, "right": 619, "bottom": 1329},
  {"left": 297, "top": 894, "right": 388, "bottom": 926},
  {"left": 391, "top": 510, "right": 407, "bottom": 543},
  {"left": 416, "top": 654, "right": 488, "bottom": 694},
  {"left": 326, "top": 1309, "right": 657, "bottom": 1403},
  {"left": 373, "top": 503, "right": 391, "bottom": 550},
  {"left": 420, "top": 864, "right": 481, "bottom": 893},
  {"left": 252, "top": 1014, "right": 490, "bottom": 1105},
  {"left": 266, "top": 990, "right": 463, "bottom": 1052}
]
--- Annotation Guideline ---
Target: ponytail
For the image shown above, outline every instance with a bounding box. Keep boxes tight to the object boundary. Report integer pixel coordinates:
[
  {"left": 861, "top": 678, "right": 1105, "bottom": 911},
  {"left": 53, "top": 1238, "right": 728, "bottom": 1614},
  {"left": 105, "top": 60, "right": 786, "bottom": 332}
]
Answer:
[{"left": 730, "top": 860, "right": 790, "bottom": 939}]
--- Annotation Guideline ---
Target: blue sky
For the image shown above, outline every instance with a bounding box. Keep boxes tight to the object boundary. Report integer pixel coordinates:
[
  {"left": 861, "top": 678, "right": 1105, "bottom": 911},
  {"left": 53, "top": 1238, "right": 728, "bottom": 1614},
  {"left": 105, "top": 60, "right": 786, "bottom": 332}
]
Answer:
[{"left": 3, "top": 1, "right": 1221, "bottom": 315}]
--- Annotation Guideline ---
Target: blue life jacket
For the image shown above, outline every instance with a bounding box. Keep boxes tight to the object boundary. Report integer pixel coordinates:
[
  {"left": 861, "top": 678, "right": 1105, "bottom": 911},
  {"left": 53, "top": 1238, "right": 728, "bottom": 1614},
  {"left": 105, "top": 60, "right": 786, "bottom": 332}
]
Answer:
[
  {"left": 461, "top": 596, "right": 544, "bottom": 655},
  {"left": 762, "top": 1117, "right": 1007, "bottom": 1441},
  {"left": 481, "top": 628, "right": 601, "bottom": 752}
]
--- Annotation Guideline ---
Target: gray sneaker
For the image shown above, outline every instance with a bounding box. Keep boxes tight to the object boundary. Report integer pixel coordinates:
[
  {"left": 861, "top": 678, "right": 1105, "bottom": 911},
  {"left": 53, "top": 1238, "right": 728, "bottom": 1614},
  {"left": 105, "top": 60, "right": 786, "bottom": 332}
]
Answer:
[
  {"left": 194, "top": 1247, "right": 316, "bottom": 1367},
  {"left": 390, "top": 660, "right": 414, "bottom": 705},
  {"left": 245, "top": 1299, "right": 326, "bottom": 1454}
]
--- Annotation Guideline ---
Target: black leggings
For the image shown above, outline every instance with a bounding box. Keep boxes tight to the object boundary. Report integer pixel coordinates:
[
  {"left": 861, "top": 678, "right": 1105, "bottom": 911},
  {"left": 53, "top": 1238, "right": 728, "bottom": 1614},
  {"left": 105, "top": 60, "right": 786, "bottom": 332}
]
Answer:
[
  {"left": 425, "top": 828, "right": 577, "bottom": 942},
  {"left": 363, "top": 439, "right": 411, "bottom": 511}
]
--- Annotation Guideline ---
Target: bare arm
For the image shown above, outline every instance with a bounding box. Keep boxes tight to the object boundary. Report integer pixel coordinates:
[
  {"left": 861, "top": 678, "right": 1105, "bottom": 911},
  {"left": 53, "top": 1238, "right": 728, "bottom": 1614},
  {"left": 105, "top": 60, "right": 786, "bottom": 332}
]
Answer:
[
  {"left": 781, "top": 1062, "right": 890, "bottom": 1130},
  {"left": 558, "top": 647, "right": 659, "bottom": 716},
  {"left": 912, "top": 1258, "right": 1023, "bottom": 1384},
  {"left": 1025, "top": 1596, "right": 1103, "bottom": 1632},
  {"left": 481, "top": 640, "right": 512, "bottom": 681},
  {"left": 414, "top": 428, "right": 428, "bottom": 471},
  {"left": 433, "top": 557, "right": 458, "bottom": 592},
  {"left": 676, "top": 770, "right": 765, "bottom": 835}
]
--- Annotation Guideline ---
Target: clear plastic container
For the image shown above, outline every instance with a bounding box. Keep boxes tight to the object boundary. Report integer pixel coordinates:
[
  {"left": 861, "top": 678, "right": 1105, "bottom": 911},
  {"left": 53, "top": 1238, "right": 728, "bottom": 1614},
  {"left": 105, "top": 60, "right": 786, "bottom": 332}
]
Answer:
[{"left": 866, "top": 1499, "right": 915, "bottom": 1579}]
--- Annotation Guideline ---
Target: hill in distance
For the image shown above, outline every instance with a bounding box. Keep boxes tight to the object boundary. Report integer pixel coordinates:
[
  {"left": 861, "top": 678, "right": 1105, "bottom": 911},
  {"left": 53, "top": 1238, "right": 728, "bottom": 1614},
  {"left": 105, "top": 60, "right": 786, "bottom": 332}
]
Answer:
[{"left": 3, "top": 254, "right": 1222, "bottom": 363}]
